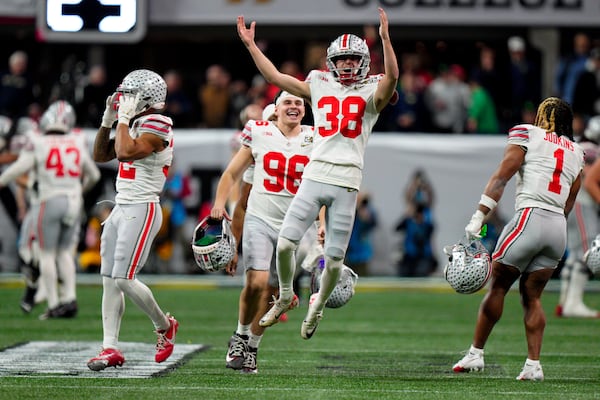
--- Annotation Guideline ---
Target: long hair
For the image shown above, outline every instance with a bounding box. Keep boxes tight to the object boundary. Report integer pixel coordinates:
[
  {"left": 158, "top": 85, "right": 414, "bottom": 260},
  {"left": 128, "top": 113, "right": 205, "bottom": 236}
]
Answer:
[{"left": 534, "top": 97, "right": 574, "bottom": 140}]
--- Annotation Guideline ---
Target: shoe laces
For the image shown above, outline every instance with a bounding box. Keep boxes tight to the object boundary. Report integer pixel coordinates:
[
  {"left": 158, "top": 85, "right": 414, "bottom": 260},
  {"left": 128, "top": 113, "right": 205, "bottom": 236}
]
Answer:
[
  {"left": 243, "top": 348, "right": 257, "bottom": 370},
  {"left": 229, "top": 335, "right": 247, "bottom": 357},
  {"left": 156, "top": 329, "right": 171, "bottom": 350}
]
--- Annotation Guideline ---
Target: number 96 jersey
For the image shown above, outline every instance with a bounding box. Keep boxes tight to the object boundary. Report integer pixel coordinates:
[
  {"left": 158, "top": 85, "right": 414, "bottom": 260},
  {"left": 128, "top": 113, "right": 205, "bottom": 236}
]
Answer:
[
  {"left": 508, "top": 124, "right": 584, "bottom": 213},
  {"left": 241, "top": 120, "right": 314, "bottom": 231}
]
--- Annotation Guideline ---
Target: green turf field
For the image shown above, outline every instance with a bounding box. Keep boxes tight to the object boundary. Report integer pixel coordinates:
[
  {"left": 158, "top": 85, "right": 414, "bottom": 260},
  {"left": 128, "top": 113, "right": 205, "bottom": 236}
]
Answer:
[{"left": 1, "top": 278, "right": 599, "bottom": 400}]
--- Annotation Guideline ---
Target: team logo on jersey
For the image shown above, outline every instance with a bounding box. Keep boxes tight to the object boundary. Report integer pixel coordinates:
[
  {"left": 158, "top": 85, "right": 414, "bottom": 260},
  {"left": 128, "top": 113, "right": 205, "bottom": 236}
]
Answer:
[{"left": 301, "top": 135, "right": 313, "bottom": 147}]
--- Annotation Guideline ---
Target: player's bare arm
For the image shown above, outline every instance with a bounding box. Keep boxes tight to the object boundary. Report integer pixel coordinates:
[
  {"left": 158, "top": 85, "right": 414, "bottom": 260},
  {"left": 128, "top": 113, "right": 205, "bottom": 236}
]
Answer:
[
  {"left": 237, "top": 15, "right": 310, "bottom": 101},
  {"left": 374, "top": 7, "right": 399, "bottom": 112},
  {"left": 583, "top": 158, "right": 600, "bottom": 203},
  {"left": 114, "top": 127, "right": 164, "bottom": 162},
  {"left": 225, "top": 181, "right": 252, "bottom": 276},
  {"left": 92, "top": 127, "right": 116, "bottom": 162},
  {"left": 480, "top": 144, "right": 525, "bottom": 212},
  {"left": 211, "top": 145, "right": 253, "bottom": 220},
  {"left": 565, "top": 173, "right": 582, "bottom": 217}
]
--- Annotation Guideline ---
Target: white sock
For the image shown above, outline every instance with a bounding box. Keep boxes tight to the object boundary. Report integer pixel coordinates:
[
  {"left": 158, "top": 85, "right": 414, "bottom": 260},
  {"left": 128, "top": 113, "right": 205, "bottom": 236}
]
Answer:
[
  {"left": 115, "top": 278, "right": 169, "bottom": 331},
  {"left": 525, "top": 358, "right": 540, "bottom": 366},
  {"left": 38, "top": 249, "right": 59, "bottom": 309},
  {"left": 56, "top": 248, "right": 76, "bottom": 303},
  {"left": 470, "top": 345, "right": 484, "bottom": 355},
  {"left": 102, "top": 276, "right": 125, "bottom": 349},
  {"left": 237, "top": 322, "right": 250, "bottom": 336},
  {"left": 276, "top": 237, "right": 298, "bottom": 302},
  {"left": 315, "top": 256, "right": 342, "bottom": 311},
  {"left": 248, "top": 332, "right": 262, "bottom": 349}
]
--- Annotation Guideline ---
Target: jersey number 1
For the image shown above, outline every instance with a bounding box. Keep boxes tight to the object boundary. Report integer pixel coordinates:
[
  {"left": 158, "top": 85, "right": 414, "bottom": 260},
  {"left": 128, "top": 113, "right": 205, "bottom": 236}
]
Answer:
[{"left": 547, "top": 148, "right": 564, "bottom": 194}]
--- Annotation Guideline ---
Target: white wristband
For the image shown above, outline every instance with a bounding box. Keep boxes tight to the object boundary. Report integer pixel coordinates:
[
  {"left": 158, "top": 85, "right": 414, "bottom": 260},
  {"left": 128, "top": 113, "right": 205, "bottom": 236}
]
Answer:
[{"left": 479, "top": 194, "right": 497, "bottom": 211}]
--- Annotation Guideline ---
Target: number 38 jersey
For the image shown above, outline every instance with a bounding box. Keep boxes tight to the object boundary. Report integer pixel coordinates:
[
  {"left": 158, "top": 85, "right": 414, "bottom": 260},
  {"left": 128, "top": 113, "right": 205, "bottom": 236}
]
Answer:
[
  {"left": 115, "top": 114, "right": 174, "bottom": 204},
  {"left": 241, "top": 120, "right": 314, "bottom": 231},
  {"left": 508, "top": 124, "right": 584, "bottom": 214},
  {"left": 303, "top": 69, "right": 382, "bottom": 190}
]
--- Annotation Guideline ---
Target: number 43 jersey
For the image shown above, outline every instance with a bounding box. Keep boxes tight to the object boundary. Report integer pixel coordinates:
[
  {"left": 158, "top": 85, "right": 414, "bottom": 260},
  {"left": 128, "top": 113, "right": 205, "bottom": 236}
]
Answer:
[
  {"left": 508, "top": 123, "right": 584, "bottom": 214},
  {"left": 303, "top": 69, "right": 382, "bottom": 190},
  {"left": 241, "top": 120, "right": 314, "bottom": 231}
]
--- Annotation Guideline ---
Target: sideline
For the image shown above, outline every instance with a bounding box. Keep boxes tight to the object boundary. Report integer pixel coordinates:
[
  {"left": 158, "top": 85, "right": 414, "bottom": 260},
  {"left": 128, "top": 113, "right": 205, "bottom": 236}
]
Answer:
[{"left": 0, "top": 272, "right": 585, "bottom": 293}]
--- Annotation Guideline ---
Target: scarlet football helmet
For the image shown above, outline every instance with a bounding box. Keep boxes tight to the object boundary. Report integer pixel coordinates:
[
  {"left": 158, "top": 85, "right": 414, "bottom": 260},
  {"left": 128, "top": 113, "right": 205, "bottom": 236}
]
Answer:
[{"left": 326, "top": 34, "right": 370, "bottom": 84}]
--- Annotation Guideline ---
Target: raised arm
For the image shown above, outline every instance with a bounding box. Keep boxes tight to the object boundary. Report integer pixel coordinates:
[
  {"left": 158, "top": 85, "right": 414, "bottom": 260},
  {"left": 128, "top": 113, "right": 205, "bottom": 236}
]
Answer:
[
  {"left": 237, "top": 15, "right": 311, "bottom": 101},
  {"left": 373, "top": 8, "right": 400, "bottom": 113}
]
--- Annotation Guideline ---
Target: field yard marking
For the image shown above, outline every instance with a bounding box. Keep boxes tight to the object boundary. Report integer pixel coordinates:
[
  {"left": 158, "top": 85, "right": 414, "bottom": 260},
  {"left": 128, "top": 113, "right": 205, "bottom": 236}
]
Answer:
[{"left": 0, "top": 341, "right": 207, "bottom": 378}]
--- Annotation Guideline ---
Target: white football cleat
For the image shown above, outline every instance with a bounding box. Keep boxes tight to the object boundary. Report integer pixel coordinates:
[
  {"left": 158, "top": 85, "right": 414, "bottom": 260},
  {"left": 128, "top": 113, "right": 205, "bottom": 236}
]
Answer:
[
  {"left": 516, "top": 361, "right": 544, "bottom": 381},
  {"left": 453, "top": 348, "right": 484, "bottom": 372}
]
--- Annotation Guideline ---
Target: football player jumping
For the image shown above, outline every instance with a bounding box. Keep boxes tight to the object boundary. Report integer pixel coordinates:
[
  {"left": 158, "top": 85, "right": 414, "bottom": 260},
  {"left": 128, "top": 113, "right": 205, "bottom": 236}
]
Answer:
[{"left": 237, "top": 7, "right": 399, "bottom": 339}]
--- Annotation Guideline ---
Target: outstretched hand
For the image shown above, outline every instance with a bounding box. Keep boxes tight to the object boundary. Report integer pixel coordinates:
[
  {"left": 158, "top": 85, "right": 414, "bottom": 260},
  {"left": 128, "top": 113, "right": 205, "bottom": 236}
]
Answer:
[
  {"left": 378, "top": 7, "right": 390, "bottom": 41},
  {"left": 237, "top": 15, "right": 256, "bottom": 47}
]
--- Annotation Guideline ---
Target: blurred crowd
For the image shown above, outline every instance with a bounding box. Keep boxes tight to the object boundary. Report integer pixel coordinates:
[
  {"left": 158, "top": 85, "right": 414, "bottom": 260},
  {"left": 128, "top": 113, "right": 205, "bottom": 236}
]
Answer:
[
  {"left": 1, "top": 31, "right": 599, "bottom": 137},
  {"left": 2, "top": 29, "right": 600, "bottom": 276}
]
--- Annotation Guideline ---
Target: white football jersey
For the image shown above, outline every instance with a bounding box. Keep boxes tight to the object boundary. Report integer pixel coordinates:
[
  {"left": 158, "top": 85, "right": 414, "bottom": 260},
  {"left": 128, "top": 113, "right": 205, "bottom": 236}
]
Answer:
[
  {"left": 115, "top": 114, "right": 174, "bottom": 204},
  {"left": 302, "top": 69, "right": 382, "bottom": 190},
  {"left": 240, "top": 120, "right": 314, "bottom": 231},
  {"left": 0, "top": 128, "right": 94, "bottom": 202},
  {"left": 508, "top": 124, "right": 584, "bottom": 214}
]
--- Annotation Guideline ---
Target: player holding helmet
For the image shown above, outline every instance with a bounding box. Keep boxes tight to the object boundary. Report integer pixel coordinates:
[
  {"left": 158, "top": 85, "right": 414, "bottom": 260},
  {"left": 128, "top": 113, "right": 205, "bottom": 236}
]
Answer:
[
  {"left": 237, "top": 7, "right": 398, "bottom": 339},
  {"left": 87, "top": 69, "right": 179, "bottom": 371},
  {"left": 453, "top": 97, "right": 584, "bottom": 381},
  {"left": 209, "top": 92, "right": 314, "bottom": 373},
  {"left": 0, "top": 100, "right": 100, "bottom": 319}
]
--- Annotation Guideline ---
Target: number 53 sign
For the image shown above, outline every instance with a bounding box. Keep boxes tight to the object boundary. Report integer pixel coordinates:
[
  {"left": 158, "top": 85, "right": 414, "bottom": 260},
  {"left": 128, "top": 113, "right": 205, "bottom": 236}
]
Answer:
[{"left": 36, "top": 0, "right": 147, "bottom": 43}]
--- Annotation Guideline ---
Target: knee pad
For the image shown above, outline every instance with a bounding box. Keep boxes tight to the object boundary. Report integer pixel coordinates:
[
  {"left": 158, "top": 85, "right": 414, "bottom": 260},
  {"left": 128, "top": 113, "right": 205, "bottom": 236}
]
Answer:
[
  {"left": 114, "top": 277, "right": 134, "bottom": 293},
  {"left": 277, "top": 237, "right": 298, "bottom": 254},
  {"left": 324, "top": 245, "right": 344, "bottom": 262}
]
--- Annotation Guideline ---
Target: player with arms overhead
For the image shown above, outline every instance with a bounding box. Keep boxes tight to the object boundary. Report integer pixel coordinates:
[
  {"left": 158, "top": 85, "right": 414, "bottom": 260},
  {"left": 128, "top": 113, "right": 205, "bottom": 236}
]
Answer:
[
  {"left": 453, "top": 97, "right": 583, "bottom": 381},
  {"left": 237, "top": 7, "right": 399, "bottom": 339},
  {"left": 87, "top": 69, "right": 179, "bottom": 371}
]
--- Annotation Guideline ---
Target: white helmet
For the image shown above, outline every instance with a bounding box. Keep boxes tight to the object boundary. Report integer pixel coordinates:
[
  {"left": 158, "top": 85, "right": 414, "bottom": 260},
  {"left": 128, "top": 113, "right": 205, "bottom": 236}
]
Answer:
[
  {"left": 326, "top": 34, "right": 370, "bottom": 84},
  {"left": 444, "top": 238, "right": 492, "bottom": 294},
  {"left": 0, "top": 115, "right": 12, "bottom": 151},
  {"left": 191, "top": 217, "right": 236, "bottom": 273},
  {"left": 584, "top": 116, "right": 600, "bottom": 143},
  {"left": 117, "top": 69, "right": 167, "bottom": 115},
  {"left": 39, "top": 100, "right": 76, "bottom": 133},
  {"left": 310, "top": 259, "right": 359, "bottom": 308},
  {"left": 584, "top": 234, "right": 600, "bottom": 275}
]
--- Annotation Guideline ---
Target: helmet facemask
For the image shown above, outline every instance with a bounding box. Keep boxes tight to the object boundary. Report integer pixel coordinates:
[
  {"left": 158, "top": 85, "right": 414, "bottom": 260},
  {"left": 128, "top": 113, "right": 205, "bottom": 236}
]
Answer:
[
  {"left": 326, "top": 34, "right": 370, "bottom": 84},
  {"left": 191, "top": 217, "right": 237, "bottom": 273}
]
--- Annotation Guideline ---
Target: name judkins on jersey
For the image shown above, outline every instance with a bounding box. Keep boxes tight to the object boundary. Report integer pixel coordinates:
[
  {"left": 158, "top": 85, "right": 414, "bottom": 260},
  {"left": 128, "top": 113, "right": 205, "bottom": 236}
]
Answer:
[{"left": 544, "top": 131, "right": 574, "bottom": 151}]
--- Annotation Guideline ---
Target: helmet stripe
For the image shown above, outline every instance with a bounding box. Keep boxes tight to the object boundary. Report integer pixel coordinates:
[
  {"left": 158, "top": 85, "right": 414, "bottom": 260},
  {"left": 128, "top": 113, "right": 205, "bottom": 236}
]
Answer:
[{"left": 341, "top": 34, "right": 349, "bottom": 49}]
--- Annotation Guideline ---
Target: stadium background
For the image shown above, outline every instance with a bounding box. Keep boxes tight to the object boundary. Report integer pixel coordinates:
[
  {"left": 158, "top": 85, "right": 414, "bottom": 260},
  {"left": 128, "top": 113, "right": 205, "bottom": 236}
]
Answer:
[{"left": 0, "top": 0, "right": 598, "bottom": 274}]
